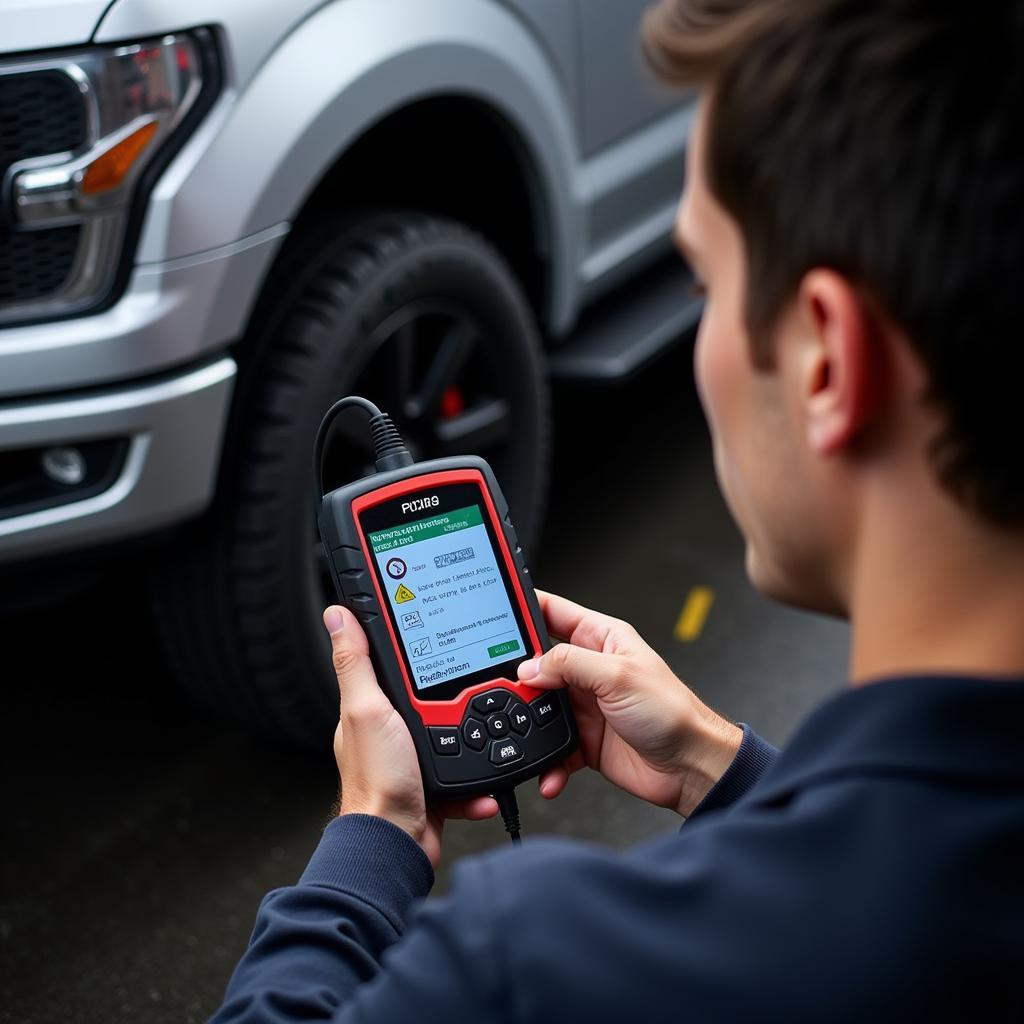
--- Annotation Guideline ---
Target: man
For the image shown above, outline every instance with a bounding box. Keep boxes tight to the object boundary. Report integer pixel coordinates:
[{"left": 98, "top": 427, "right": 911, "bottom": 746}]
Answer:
[{"left": 212, "top": 1, "right": 1024, "bottom": 1019}]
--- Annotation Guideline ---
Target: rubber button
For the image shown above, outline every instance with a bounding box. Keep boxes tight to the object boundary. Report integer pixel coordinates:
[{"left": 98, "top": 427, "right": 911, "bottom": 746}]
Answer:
[
  {"left": 345, "top": 592, "right": 377, "bottom": 612},
  {"left": 486, "top": 712, "right": 510, "bottom": 738},
  {"left": 507, "top": 701, "right": 531, "bottom": 736},
  {"left": 471, "top": 689, "right": 511, "bottom": 716},
  {"left": 462, "top": 718, "right": 487, "bottom": 751},
  {"left": 331, "top": 545, "right": 365, "bottom": 572},
  {"left": 489, "top": 737, "right": 524, "bottom": 766},
  {"left": 429, "top": 727, "right": 460, "bottom": 756},
  {"left": 530, "top": 695, "right": 560, "bottom": 728}
]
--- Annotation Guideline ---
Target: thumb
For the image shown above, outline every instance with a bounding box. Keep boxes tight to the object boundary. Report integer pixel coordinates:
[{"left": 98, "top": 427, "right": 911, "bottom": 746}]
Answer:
[
  {"left": 517, "top": 642, "right": 620, "bottom": 699},
  {"left": 323, "top": 605, "right": 379, "bottom": 705}
]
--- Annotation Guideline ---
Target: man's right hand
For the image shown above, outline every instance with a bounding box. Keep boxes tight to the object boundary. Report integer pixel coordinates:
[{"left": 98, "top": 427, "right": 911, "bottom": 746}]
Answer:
[{"left": 517, "top": 591, "right": 743, "bottom": 817}]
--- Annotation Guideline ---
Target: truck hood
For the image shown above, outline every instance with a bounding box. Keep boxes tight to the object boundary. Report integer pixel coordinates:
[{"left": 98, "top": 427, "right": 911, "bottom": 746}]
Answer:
[{"left": 0, "top": 0, "right": 110, "bottom": 55}]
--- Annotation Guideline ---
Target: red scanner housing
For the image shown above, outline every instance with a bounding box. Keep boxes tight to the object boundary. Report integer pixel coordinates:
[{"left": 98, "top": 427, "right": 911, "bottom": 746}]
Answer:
[
  {"left": 351, "top": 468, "right": 544, "bottom": 725},
  {"left": 317, "top": 454, "right": 577, "bottom": 798}
]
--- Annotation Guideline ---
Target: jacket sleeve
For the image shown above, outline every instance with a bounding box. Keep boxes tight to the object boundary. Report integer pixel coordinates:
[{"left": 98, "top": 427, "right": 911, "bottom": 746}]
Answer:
[
  {"left": 211, "top": 813, "right": 506, "bottom": 1024},
  {"left": 210, "top": 813, "right": 436, "bottom": 1023},
  {"left": 685, "top": 723, "right": 779, "bottom": 821},
  {"left": 210, "top": 726, "right": 781, "bottom": 1023}
]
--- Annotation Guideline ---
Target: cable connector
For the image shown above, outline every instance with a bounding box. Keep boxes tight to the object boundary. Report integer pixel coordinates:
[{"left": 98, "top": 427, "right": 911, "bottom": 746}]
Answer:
[
  {"left": 494, "top": 788, "right": 522, "bottom": 845},
  {"left": 313, "top": 396, "right": 413, "bottom": 507},
  {"left": 369, "top": 412, "right": 414, "bottom": 473}
]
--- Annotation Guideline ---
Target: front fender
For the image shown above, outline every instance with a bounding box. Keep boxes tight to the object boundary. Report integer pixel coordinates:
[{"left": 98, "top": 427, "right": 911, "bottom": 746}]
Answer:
[{"left": 110, "top": 0, "right": 582, "bottom": 333}]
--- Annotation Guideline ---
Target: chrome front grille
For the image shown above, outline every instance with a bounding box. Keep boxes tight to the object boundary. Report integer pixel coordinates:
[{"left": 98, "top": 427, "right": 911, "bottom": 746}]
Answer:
[
  {"left": 0, "top": 222, "right": 80, "bottom": 305},
  {"left": 0, "top": 70, "right": 86, "bottom": 307},
  {"left": 0, "top": 70, "right": 87, "bottom": 171}
]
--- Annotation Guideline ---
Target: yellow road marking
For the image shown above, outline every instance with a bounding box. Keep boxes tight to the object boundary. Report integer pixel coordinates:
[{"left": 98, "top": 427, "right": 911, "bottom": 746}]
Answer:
[{"left": 674, "top": 586, "right": 714, "bottom": 643}]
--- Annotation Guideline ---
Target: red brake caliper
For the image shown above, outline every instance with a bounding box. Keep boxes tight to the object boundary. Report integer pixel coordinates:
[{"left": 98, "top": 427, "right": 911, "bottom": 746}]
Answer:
[{"left": 440, "top": 386, "right": 465, "bottom": 419}]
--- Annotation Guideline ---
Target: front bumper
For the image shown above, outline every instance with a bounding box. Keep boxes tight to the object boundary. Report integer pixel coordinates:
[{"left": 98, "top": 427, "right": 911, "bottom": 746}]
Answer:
[
  {"left": 0, "top": 222, "right": 286, "bottom": 399},
  {"left": 0, "top": 357, "right": 235, "bottom": 563}
]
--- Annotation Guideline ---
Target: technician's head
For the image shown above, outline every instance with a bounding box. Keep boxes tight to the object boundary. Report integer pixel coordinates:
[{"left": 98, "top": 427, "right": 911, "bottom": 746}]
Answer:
[{"left": 645, "top": 0, "right": 1024, "bottom": 615}]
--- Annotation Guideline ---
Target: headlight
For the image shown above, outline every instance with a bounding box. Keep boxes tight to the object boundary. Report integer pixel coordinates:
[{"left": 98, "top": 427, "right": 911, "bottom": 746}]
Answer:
[{"left": 0, "top": 31, "right": 219, "bottom": 326}]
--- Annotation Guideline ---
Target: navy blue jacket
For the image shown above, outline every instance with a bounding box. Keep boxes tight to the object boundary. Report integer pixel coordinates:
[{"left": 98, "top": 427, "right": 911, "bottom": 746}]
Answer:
[{"left": 212, "top": 676, "right": 1024, "bottom": 1022}]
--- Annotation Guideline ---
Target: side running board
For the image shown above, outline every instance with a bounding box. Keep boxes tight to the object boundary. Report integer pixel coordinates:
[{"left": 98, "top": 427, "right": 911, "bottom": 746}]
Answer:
[{"left": 548, "top": 259, "right": 703, "bottom": 384}]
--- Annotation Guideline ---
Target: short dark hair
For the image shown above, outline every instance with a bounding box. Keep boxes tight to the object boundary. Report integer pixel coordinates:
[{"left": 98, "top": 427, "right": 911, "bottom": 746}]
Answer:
[{"left": 644, "top": 0, "right": 1024, "bottom": 526}]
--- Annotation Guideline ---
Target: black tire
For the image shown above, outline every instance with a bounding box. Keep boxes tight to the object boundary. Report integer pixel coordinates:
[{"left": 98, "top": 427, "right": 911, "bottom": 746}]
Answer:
[{"left": 150, "top": 212, "right": 551, "bottom": 747}]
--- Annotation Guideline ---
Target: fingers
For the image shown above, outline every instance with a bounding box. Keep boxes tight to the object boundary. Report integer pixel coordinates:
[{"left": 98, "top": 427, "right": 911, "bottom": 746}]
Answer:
[
  {"left": 323, "top": 605, "right": 385, "bottom": 713},
  {"left": 539, "top": 763, "right": 569, "bottom": 799},
  {"left": 539, "top": 749, "right": 586, "bottom": 797},
  {"left": 517, "top": 641, "right": 621, "bottom": 699},
  {"left": 324, "top": 604, "right": 369, "bottom": 655},
  {"left": 536, "top": 590, "right": 596, "bottom": 643},
  {"left": 537, "top": 589, "right": 629, "bottom": 654},
  {"left": 438, "top": 795, "right": 500, "bottom": 820}
]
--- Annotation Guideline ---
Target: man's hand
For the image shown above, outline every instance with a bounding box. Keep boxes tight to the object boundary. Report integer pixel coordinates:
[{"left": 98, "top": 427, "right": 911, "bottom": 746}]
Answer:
[
  {"left": 518, "top": 592, "right": 742, "bottom": 817},
  {"left": 324, "top": 605, "right": 498, "bottom": 867}
]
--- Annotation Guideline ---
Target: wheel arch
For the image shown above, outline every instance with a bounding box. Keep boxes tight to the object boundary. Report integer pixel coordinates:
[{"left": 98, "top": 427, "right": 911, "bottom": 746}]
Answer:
[
  {"left": 149, "top": 0, "right": 582, "bottom": 337},
  {"left": 252, "top": 94, "right": 555, "bottom": 343}
]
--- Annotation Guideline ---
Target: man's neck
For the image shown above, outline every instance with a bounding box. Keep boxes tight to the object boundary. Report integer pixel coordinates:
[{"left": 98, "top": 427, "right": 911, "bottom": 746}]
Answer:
[{"left": 848, "top": 475, "right": 1024, "bottom": 686}]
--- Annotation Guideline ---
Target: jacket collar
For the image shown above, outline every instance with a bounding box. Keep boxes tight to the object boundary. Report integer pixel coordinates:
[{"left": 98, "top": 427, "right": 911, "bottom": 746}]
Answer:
[{"left": 751, "top": 674, "right": 1024, "bottom": 804}]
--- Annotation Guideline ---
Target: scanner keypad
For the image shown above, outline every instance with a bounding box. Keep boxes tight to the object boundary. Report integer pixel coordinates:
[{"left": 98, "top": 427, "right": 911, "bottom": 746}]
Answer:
[{"left": 430, "top": 688, "right": 565, "bottom": 783}]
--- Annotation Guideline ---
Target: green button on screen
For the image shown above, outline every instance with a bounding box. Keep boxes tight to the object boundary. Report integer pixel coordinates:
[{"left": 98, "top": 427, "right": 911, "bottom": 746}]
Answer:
[{"left": 487, "top": 639, "right": 521, "bottom": 659}]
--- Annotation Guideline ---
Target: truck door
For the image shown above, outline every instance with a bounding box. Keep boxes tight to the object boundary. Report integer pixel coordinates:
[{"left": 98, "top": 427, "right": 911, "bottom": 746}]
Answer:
[
  {"left": 577, "top": 0, "right": 677, "bottom": 154},
  {"left": 576, "top": 0, "right": 690, "bottom": 291}
]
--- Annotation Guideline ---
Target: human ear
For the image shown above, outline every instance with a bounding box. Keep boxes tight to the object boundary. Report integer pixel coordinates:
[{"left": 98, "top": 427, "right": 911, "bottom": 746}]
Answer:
[{"left": 797, "top": 269, "right": 884, "bottom": 455}]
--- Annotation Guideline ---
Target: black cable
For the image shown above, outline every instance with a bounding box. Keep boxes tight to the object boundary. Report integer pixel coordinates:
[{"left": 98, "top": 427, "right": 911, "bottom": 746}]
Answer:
[
  {"left": 494, "top": 788, "right": 522, "bottom": 845},
  {"left": 313, "top": 396, "right": 414, "bottom": 508}
]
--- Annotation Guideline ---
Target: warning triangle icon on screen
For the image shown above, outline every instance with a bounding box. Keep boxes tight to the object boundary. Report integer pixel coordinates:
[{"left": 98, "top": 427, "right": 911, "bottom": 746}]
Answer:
[{"left": 394, "top": 584, "right": 416, "bottom": 604}]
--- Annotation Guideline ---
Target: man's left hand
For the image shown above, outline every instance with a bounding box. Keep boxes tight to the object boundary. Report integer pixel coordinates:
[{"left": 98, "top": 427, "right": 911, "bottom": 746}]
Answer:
[{"left": 324, "top": 605, "right": 499, "bottom": 867}]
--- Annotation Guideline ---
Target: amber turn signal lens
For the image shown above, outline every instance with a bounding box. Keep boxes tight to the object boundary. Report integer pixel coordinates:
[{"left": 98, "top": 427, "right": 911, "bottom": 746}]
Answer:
[{"left": 81, "top": 121, "right": 159, "bottom": 195}]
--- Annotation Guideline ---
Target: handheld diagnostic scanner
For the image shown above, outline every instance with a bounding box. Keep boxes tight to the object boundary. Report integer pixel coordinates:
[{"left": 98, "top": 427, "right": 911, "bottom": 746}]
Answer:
[{"left": 314, "top": 397, "right": 578, "bottom": 841}]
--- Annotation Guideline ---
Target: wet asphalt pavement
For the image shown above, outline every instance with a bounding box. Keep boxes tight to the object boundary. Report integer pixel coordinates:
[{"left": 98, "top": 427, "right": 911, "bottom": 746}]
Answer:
[{"left": 0, "top": 344, "right": 848, "bottom": 1023}]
